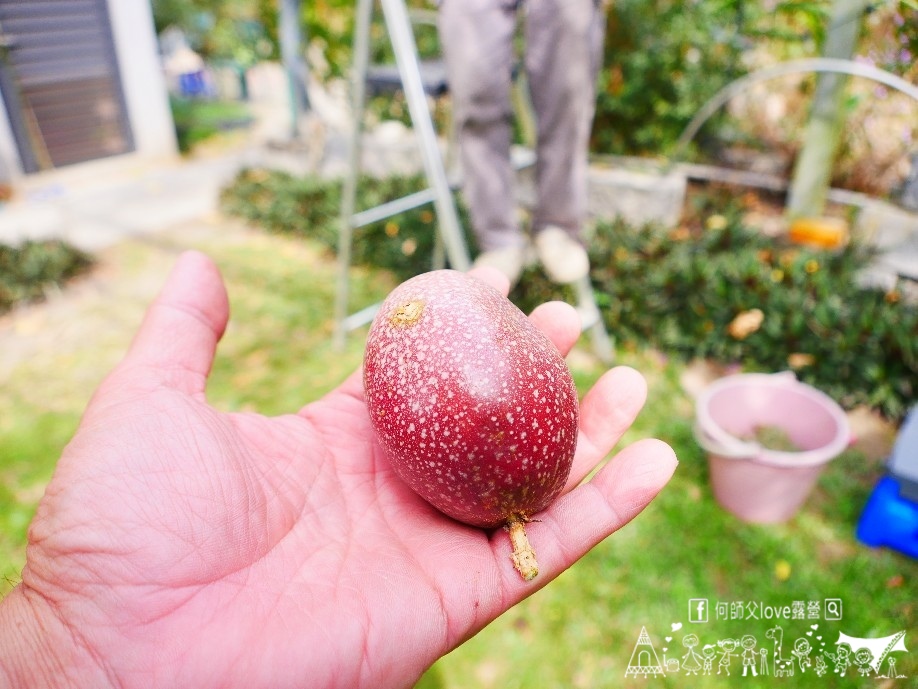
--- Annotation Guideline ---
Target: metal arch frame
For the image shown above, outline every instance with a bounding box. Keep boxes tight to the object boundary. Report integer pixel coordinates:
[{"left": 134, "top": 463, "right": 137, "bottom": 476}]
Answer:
[{"left": 672, "top": 57, "right": 918, "bottom": 162}]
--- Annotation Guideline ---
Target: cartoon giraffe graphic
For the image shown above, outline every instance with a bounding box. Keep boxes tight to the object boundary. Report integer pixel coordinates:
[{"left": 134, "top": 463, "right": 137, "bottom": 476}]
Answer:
[{"left": 766, "top": 625, "right": 794, "bottom": 677}]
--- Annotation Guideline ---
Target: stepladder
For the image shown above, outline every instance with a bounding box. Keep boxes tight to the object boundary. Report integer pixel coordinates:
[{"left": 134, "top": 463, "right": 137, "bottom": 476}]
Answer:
[
  {"left": 333, "top": 0, "right": 614, "bottom": 364},
  {"left": 334, "top": 0, "right": 467, "bottom": 347}
]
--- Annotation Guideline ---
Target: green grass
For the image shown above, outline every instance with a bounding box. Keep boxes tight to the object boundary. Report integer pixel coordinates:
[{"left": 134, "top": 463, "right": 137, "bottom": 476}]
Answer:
[
  {"left": 0, "top": 227, "right": 914, "bottom": 686},
  {"left": 170, "top": 96, "right": 253, "bottom": 153}
]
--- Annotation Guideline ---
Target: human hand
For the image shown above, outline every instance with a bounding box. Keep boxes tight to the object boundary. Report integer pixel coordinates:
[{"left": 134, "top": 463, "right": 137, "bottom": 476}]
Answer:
[{"left": 0, "top": 252, "right": 676, "bottom": 689}]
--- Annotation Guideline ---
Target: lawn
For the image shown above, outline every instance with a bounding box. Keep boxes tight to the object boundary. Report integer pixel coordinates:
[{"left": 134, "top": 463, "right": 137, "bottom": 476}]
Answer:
[
  {"left": 170, "top": 96, "right": 254, "bottom": 153},
  {"left": 0, "top": 219, "right": 914, "bottom": 687}
]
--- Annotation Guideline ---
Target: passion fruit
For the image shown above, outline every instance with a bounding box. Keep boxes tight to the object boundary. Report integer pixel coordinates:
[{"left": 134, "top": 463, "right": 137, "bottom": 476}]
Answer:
[{"left": 363, "top": 270, "right": 579, "bottom": 580}]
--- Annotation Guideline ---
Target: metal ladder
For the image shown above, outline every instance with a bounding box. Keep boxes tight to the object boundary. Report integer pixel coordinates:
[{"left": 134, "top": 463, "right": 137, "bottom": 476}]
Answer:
[
  {"left": 334, "top": 0, "right": 466, "bottom": 347},
  {"left": 333, "top": 0, "right": 613, "bottom": 364}
]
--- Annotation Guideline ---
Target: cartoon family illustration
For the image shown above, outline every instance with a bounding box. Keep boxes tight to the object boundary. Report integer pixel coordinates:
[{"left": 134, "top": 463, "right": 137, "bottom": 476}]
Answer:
[{"left": 625, "top": 625, "right": 908, "bottom": 680}]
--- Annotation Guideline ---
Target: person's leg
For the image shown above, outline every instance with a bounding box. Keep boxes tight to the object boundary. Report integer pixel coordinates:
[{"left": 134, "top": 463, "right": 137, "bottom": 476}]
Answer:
[
  {"left": 438, "top": 0, "right": 521, "bottom": 259},
  {"left": 525, "top": 0, "right": 605, "bottom": 282}
]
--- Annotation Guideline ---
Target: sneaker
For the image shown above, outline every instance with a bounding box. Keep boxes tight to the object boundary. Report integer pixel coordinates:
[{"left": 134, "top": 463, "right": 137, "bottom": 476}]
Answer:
[
  {"left": 472, "top": 243, "right": 527, "bottom": 286},
  {"left": 534, "top": 226, "right": 589, "bottom": 284}
]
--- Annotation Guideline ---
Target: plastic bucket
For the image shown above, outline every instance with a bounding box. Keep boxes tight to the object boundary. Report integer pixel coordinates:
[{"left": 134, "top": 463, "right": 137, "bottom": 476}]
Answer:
[{"left": 694, "top": 372, "right": 851, "bottom": 523}]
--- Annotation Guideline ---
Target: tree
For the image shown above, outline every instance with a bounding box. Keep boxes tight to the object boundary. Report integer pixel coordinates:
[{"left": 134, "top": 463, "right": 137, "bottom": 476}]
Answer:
[
  {"left": 785, "top": 0, "right": 871, "bottom": 219},
  {"left": 151, "top": 0, "right": 279, "bottom": 64}
]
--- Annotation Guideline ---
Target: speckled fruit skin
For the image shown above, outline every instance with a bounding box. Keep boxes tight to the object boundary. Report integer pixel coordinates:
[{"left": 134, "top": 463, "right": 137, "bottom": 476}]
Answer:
[{"left": 363, "top": 269, "right": 579, "bottom": 529}]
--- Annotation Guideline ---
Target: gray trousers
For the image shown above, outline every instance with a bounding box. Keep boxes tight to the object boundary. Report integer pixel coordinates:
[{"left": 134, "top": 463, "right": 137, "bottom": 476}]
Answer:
[{"left": 438, "top": 0, "right": 605, "bottom": 252}]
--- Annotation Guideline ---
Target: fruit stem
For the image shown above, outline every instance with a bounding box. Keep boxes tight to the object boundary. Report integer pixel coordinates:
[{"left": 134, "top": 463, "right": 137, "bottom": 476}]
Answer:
[{"left": 507, "top": 518, "right": 538, "bottom": 581}]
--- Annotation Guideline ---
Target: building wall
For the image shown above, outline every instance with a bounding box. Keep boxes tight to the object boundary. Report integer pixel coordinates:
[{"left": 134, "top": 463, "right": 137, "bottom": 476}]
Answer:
[
  {"left": 0, "top": 86, "right": 17, "bottom": 184},
  {"left": 0, "top": 0, "right": 176, "bottom": 181},
  {"left": 107, "top": 0, "right": 177, "bottom": 160}
]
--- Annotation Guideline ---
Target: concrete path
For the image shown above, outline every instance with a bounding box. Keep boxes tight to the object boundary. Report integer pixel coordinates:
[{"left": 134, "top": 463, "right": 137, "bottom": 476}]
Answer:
[
  {"left": 0, "top": 111, "right": 429, "bottom": 254},
  {"left": 0, "top": 149, "right": 261, "bottom": 252}
]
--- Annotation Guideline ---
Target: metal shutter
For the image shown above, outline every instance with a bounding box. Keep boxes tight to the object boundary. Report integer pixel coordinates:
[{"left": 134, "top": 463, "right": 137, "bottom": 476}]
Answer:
[{"left": 0, "top": 0, "right": 134, "bottom": 173}]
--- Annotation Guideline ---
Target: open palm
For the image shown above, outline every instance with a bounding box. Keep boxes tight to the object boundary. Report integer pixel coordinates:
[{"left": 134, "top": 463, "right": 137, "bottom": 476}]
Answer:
[{"left": 12, "top": 252, "right": 676, "bottom": 689}]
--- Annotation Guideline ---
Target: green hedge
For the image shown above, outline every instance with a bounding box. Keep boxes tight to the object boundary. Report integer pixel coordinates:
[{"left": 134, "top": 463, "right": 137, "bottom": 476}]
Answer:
[
  {"left": 516, "top": 208, "right": 915, "bottom": 422},
  {"left": 169, "top": 97, "right": 253, "bottom": 154},
  {"left": 220, "top": 169, "right": 916, "bottom": 421},
  {"left": 219, "top": 168, "right": 475, "bottom": 282},
  {"left": 0, "top": 240, "right": 94, "bottom": 316}
]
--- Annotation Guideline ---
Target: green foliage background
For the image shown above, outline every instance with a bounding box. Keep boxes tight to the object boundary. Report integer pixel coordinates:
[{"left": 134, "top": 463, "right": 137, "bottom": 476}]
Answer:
[
  {"left": 220, "top": 169, "right": 917, "bottom": 422},
  {"left": 153, "top": 0, "right": 918, "bottom": 159}
]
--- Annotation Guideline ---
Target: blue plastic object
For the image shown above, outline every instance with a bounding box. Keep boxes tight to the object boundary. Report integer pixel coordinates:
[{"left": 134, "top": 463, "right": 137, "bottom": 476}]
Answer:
[
  {"left": 857, "top": 476, "right": 918, "bottom": 558},
  {"left": 857, "top": 407, "right": 918, "bottom": 559},
  {"left": 179, "top": 71, "right": 208, "bottom": 98}
]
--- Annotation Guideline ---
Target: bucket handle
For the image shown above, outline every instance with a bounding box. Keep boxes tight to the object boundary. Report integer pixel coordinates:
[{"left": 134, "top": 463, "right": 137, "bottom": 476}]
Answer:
[
  {"left": 694, "top": 371, "right": 801, "bottom": 459},
  {"left": 693, "top": 422, "right": 761, "bottom": 459}
]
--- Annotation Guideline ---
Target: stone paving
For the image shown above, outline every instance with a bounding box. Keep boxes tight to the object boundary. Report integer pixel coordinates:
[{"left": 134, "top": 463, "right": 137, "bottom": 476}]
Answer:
[{"left": 0, "top": 152, "right": 247, "bottom": 252}]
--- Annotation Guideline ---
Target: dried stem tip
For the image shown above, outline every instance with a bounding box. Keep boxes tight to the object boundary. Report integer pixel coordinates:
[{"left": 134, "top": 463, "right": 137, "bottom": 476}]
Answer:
[{"left": 507, "top": 518, "right": 538, "bottom": 581}]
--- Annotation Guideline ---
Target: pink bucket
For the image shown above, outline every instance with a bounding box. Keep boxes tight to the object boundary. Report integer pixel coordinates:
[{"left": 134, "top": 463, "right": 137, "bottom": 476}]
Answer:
[{"left": 694, "top": 372, "right": 851, "bottom": 523}]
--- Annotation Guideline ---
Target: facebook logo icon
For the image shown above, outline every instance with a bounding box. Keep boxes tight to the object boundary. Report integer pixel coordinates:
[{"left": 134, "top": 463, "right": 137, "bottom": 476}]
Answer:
[{"left": 689, "top": 598, "right": 709, "bottom": 623}]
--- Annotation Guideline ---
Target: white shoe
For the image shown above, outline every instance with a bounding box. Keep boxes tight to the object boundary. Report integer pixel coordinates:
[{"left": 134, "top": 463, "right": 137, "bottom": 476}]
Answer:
[
  {"left": 534, "top": 226, "right": 589, "bottom": 284},
  {"left": 472, "top": 244, "right": 527, "bottom": 286}
]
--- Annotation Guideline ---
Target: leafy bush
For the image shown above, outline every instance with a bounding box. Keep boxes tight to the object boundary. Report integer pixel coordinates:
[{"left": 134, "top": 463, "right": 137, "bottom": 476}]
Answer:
[
  {"left": 513, "top": 189, "right": 915, "bottom": 421},
  {"left": 591, "top": 0, "right": 836, "bottom": 157},
  {"left": 600, "top": 224, "right": 913, "bottom": 421},
  {"left": 170, "top": 97, "right": 252, "bottom": 154},
  {"left": 219, "top": 168, "right": 474, "bottom": 282},
  {"left": 0, "top": 240, "right": 94, "bottom": 315},
  {"left": 592, "top": 0, "right": 758, "bottom": 156}
]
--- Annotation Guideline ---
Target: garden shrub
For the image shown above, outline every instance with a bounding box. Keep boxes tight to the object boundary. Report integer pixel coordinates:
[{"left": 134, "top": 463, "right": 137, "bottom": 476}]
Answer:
[
  {"left": 0, "top": 240, "right": 94, "bottom": 316},
  {"left": 593, "top": 0, "right": 742, "bottom": 156},
  {"left": 220, "top": 169, "right": 916, "bottom": 422},
  {"left": 591, "top": 0, "right": 851, "bottom": 158},
  {"left": 219, "top": 168, "right": 474, "bottom": 282},
  {"left": 170, "top": 97, "right": 253, "bottom": 154},
  {"left": 593, "top": 219, "right": 913, "bottom": 422},
  {"left": 513, "top": 191, "right": 915, "bottom": 422}
]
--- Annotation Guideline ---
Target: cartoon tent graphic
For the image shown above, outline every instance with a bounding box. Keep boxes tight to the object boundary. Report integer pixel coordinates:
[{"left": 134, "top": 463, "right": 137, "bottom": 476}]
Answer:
[
  {"left": 836, "top": 630, "right": 907, "bottom": 675},
  {"left": 625, "top": 626, "right": 666, "bottom": 678}
]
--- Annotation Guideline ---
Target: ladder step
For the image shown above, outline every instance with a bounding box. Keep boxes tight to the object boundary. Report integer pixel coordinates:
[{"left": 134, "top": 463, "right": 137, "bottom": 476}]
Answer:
[
  {"left": 340, "top": 302, "right": 382, "bottom": 332},
  {"left": 349, "top": 173, "right": 463, "bottom": 229},
  {"left": 348, "top": 151, "right": 530, "bottom": 230},
  {"left": 367, "top": 60, "right": 449, "bottom": 97},
  {"left": 350, "top": 188, "right": 438, "bottom": 228}
]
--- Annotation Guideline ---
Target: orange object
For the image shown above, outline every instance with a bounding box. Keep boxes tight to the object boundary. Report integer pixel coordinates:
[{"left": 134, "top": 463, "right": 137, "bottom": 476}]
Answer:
[{"left": 788, "top": 217, "right": 849, "bottom": 249}]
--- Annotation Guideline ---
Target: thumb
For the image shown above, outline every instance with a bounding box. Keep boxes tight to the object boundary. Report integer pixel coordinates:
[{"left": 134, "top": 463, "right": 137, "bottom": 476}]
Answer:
[{"left": 122, "top": 250, "right": 229, "bottom": 395}]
